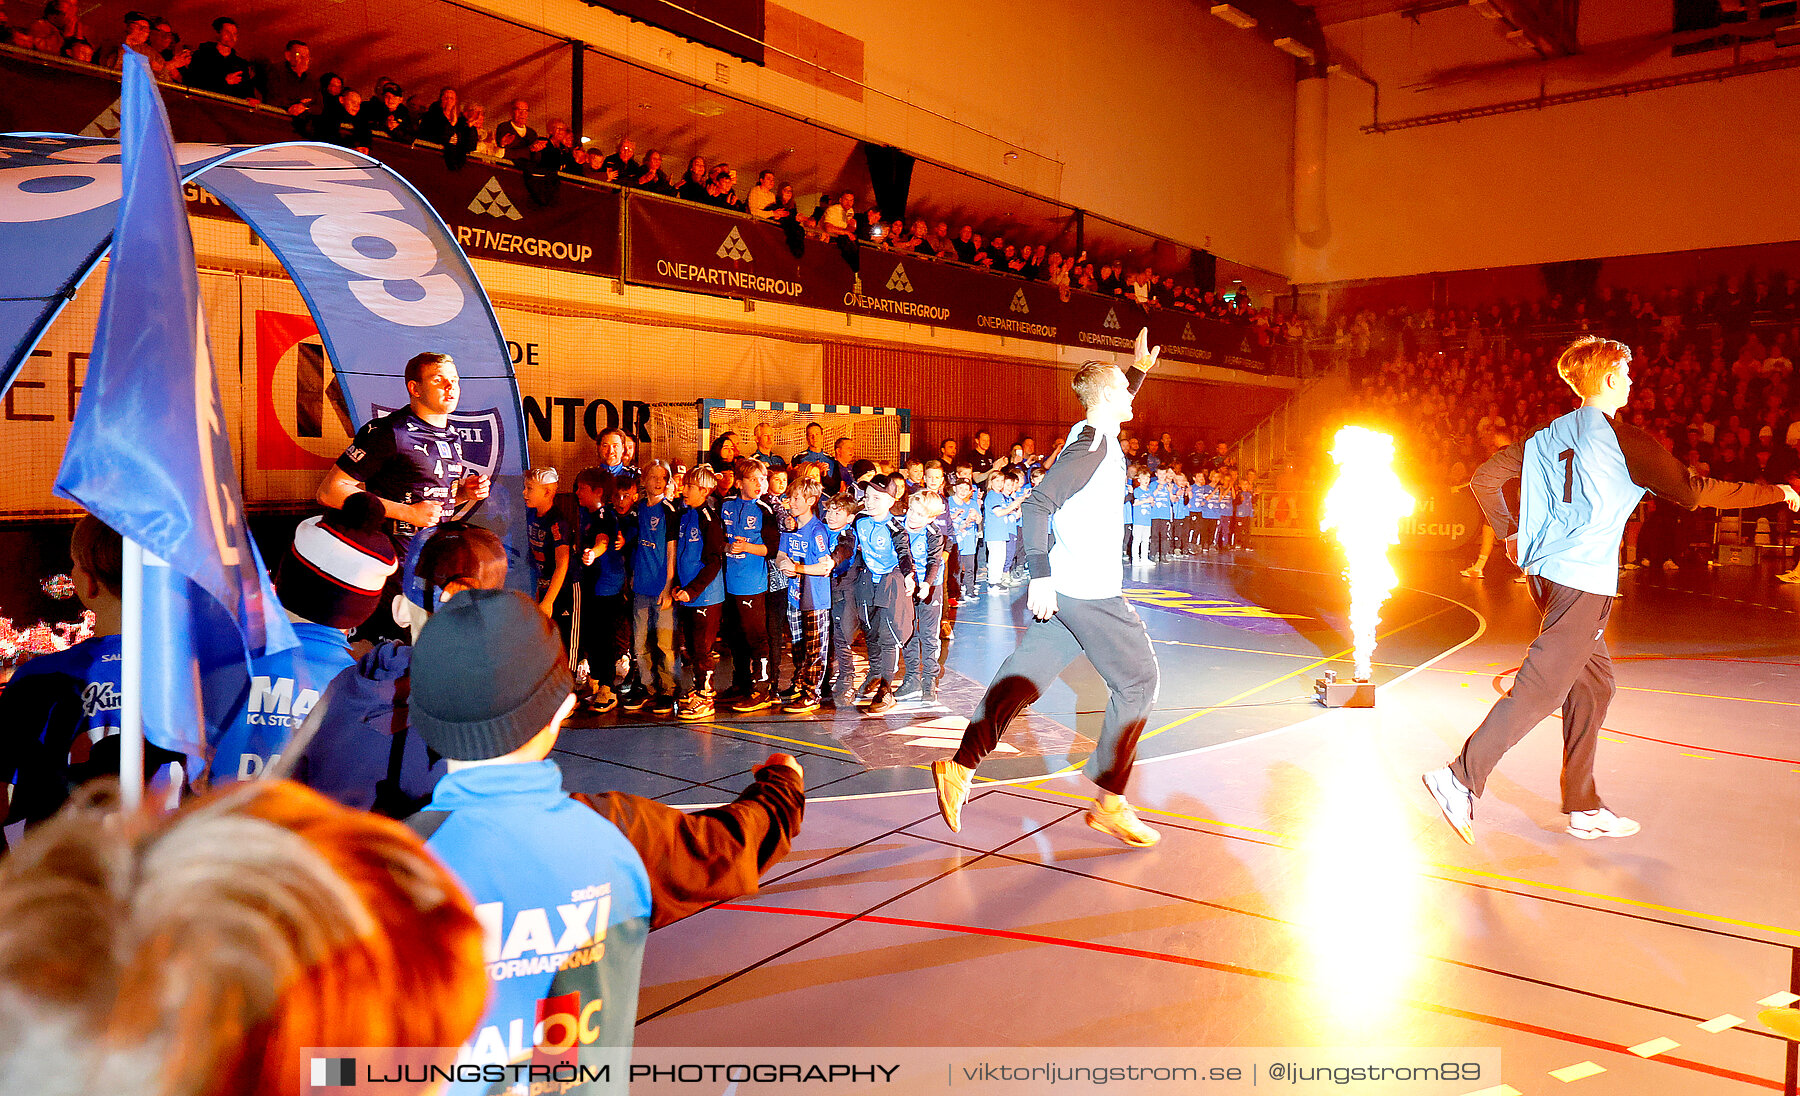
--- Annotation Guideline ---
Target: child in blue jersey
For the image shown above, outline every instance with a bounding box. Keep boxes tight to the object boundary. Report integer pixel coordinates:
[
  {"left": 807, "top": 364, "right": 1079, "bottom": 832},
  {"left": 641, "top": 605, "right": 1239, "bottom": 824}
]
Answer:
[
  {"left": 1147, "top": 467, "right": 1174, "bottom": 562},
  {"left": 983, "top": 470, "right": 1023, "bottom": 588},
  {"left": 721, "top": 458, "right": 781, "bottom": 711},
  {"left": 900, "top": 492, "right": 948, "bottom": 705},
  {"left": 673, "top": 466, "right": 727, "bottom": 721},
  {"left": 1128, "top": 465, "right": 1153, "bottom": 563},
  {"left": 0, "top": 516, "right": 181, "bottom": 848},
  {"left": 774, "top": 480, "right": 834, "bottom": 714},
  {"left": 763, "top": 466, "right": 791, "bottom": 695},
  {"left": 1213, "top": 471, "right": 1239, "bottom": 550},
  {"left": 852, "top": 475, "right": 915, "bottom": 714},
  {"left": 947, "top": 475, "right": 982, "bottom": 602},
  {"left": 576, "top": 469, "right": 637, "bottom": 714},
  {"left": 1232, "top": 469, "right": 1256, "bottom": 552},
  {"left": 1424, "top": 337, "right": 1799, "bottom": 846},
  {"left": 821, "top": 493, "right": 862, "bottom": 704},
  {"left": 627, "top": 461, "right": 680, "bottom": 716},
  {"left": 403, "top": 587, "right": 804, "bottom": 1094},
  {"left": 523, "top": 468, "right": 572, "bottom": 643},
  {"left": 1170, "top": 472, "right": 1192, "bottom": 556}
]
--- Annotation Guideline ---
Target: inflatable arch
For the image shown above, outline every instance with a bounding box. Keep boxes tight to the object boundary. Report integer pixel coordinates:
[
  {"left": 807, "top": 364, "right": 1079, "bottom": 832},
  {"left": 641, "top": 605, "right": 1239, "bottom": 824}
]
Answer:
[{"left": 0, "top": 135, "right": 531, "bottom": 588}]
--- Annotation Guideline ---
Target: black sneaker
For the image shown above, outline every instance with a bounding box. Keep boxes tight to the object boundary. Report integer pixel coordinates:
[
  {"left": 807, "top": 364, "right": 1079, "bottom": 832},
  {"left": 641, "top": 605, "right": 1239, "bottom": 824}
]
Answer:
[
  {"left": 621, "top": 688, "right": 652, "bottom": 712},
  {"left": 865, "top": 681, "right": 895, "bottom": 715},
  {"left": 649, "top": 694, "right": 678, "bottom": 717},
  {"left": 732, "top": 683, "right": 778, "bottom": 712}
]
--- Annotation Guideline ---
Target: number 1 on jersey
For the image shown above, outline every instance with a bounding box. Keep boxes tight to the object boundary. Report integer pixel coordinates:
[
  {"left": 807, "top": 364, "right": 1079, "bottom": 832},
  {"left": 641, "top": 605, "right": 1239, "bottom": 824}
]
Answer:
[{"left": 1558, "top": 448, "right": 1575, "bottom": 504}]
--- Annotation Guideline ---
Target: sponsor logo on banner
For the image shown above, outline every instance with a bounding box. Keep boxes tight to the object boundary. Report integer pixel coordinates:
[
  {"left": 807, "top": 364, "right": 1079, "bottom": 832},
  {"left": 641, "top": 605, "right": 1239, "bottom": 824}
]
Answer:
[
  {"left": 716, "top": 226, "right": 752, "bottom": 262},
  {"left": 843, "top": 269, "right": 950, "bottom": 322},
  {"left": 977, "top": 286, "right": 1057, "bottom": 338},
  {"left": 1009, "top": 288, "right": 1030, "bottom": 315},
  {"left": 1182, "top": 322, "right": 1196, "bottom": 341},
  {"left": 1104, "top": 308, "right": 1121, "bottom": 330},
  {"left": 468, "top": 176, "right": 523, "bottom": 220},
  {"left": 374, "top": 403, "right": 504, "bottom": 478},
  {"left": 81, "top": 100, "right": 123, "bottom": 139},
  {"left": 256, "top": 309, "right": 352, "bottom": 471}
]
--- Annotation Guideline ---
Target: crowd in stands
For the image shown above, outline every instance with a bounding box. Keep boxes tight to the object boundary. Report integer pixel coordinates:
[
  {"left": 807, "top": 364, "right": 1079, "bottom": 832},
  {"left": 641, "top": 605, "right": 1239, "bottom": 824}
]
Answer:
[
  {"left": 4, "top": 4, "right": 1286, "bottom": 332},
  {"left": 1315, "top": 269, "right": 1800, "bottom": 572}
]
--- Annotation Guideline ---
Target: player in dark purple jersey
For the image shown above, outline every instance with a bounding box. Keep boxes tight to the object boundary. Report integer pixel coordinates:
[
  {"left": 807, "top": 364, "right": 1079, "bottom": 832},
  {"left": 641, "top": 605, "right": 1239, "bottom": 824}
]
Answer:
[{"left": 316, "top": 352, "right": 491, "bottom": 546}]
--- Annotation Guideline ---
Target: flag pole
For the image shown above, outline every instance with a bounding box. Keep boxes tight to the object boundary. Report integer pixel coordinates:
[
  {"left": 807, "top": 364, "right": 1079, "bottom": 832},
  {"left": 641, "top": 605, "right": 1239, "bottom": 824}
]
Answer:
[{"left": 119, "top": 536, "right": 145, "bottom": 809}]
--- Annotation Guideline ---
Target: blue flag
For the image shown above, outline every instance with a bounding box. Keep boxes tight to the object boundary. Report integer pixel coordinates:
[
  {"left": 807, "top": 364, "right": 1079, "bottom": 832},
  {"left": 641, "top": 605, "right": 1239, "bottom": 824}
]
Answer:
[{"left": 53, "top": 53, "right": 298, "bottom": 759}]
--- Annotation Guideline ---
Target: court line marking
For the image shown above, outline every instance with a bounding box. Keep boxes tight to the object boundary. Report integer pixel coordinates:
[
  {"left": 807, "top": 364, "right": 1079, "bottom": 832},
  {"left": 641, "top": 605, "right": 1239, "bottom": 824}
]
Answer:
[{"left": 708, "top": 902, "right": 1783, "bottom": 1092}]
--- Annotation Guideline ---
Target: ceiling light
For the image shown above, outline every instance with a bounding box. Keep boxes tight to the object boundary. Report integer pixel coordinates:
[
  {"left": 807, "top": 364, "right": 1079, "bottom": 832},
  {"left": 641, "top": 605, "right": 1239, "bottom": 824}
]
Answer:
[
  {"left": 1274, "top": 36, "right": 1316, "bottom": 62},
  {"left": 1211, "top": 4, "right": 1258, "bottom": 30}
]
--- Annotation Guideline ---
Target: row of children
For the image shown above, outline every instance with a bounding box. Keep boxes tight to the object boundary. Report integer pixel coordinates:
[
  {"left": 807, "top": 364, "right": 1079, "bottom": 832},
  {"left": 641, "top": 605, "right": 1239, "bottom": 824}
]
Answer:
[
  {"left": 1125, "top": 465, "right": 1256, "bottom": 564},
  {"left": 522, "top": 454, "right": 1033, "bottom": 722}
]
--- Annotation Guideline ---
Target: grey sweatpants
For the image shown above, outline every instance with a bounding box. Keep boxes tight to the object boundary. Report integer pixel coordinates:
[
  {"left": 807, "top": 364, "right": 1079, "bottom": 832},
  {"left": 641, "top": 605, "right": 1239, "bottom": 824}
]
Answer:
[
  {"left": 953, "top": 594, "right": 1159, "bottom": 795},
  {"left": 1451, "top": 575, "right": 1613, "bottom": 814}
]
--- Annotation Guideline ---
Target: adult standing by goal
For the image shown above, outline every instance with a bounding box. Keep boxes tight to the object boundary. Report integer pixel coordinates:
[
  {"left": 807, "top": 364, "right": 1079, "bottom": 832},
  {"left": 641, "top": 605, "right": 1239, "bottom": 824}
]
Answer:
[{"left": 932, "top": 330, "right": 1164, "bottom": 848}]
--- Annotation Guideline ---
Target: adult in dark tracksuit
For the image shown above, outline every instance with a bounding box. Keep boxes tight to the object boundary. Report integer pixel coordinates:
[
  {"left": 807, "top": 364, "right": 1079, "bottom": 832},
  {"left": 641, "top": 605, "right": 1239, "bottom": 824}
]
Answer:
[
  {"left": 1424, "top": 336, "right": 1799, "bottom": 844},
  {"left": 933, "top": 330, "right": 1165, "bottom": 848}
]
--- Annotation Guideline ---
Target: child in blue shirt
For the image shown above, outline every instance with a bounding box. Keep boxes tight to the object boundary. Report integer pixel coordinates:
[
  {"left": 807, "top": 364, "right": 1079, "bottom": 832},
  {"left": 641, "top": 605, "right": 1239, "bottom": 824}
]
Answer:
[
  {"left": 628, "top": 461, "right": 679, "bottom": 715},
  {"left": 774, "top": 480, "right": 834, "bottom": 714},
  {"left": 852, "top": 475, "right": 915, "bottom": 714},
  {"left": 673, "top": 466, "right": 726, "bottom": 721},
  {"left": 720, "top": 458, "right": 780, "bottom": 711},
  {"left": 900, "top": 492, "right": 947, "bottom": 705},
  {"left": 1128, "top": 465, "right": 1153, "bottom": 564}
]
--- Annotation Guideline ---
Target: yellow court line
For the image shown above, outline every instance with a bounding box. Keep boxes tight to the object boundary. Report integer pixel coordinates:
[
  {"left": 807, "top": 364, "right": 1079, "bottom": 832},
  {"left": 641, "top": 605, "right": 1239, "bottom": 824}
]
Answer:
[
  {"left": 710, "top": 722, "right": 859, "bottom": 757},
  {"left": 1016, "top": 784, "right": 1800, "bottom": 939},
  {"left": 1021, "top": 605, "right": 1461, "bottom": 790}
]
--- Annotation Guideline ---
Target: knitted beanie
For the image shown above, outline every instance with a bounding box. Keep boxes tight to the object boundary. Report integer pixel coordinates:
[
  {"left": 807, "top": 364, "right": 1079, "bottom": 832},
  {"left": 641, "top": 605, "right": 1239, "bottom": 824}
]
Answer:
[
  {"left": 275, "top": 494, "right": 398, "bottom": 629},
  {"left": 409, "top": 588, "right": 573, "bottom": 760}
]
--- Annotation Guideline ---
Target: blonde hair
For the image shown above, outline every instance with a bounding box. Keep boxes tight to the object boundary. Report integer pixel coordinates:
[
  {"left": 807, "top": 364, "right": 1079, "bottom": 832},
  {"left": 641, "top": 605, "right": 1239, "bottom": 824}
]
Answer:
[
  {"left": 786, "top": 479, "right": 823, "bottom": 506},
  {"left": 0, "top": 781, "right": 486, "bottom": 1096},
  {"left": 1071, "top": 360, "right": 1120, "bottom": 410},
  {"left": 1555, "top": 336, "right": 1630, "bottom": 398},
  {"left": 685, "top": 464, "right": 718, "bottom": 492}
]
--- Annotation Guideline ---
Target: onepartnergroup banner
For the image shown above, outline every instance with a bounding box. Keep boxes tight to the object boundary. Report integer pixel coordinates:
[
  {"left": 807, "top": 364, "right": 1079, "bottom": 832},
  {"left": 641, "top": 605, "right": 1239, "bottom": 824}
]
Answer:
[{"left": 302, "top": 1046, "right": 1502, "bottom": 1095}]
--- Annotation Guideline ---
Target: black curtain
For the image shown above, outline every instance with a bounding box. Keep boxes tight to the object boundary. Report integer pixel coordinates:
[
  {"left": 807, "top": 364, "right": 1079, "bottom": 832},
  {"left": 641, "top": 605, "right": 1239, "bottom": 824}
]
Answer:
[
  {"left": 863, "top": 144, "right": 915, "bottom": 225},
  {"left": 1189, "top": 249, "right": 1217, "bottom": 293},
  {"left": 1541, "top": 258, "right": 1602, "bottom": 302}
]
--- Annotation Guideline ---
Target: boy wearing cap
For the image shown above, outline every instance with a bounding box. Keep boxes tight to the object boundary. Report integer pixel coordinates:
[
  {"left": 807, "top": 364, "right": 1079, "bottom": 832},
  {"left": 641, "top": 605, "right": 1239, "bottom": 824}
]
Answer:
[
  {"left": 851, "top": 475, "right": 915, "bottom": 714},
  {"left": 673, "top": 467, "right": 727, "bottom": 721},
  {"left": 207, "top": 493, "right": 398, "bottom": 785},
  {"left": 405, "top": 588, "right": 805, "bottom": 1088}
]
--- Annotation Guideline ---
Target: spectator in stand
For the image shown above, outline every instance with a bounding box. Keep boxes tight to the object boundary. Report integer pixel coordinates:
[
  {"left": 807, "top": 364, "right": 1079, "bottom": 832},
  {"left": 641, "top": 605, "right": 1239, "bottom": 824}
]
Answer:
[
  {"left": 636, "top": 148, "right": 673, "bottom": 193},
  {"left": 822, "top": 191, "right": 859, "bottom": 241},
  {"left": 362, "top": 80, "right": 415, "bottom": 143},
  {"left": 60, "top": 36, "right": 92, "bottom": 62},
  {"left": 184, "top": 16, "right": 252, "bottom": 97},
  {"left": 261, "top": 39, "right": 317, "bottom": 131},
  {"left": 969, "top": 232, "right": 993, "bottom": 268},
  {"left": 747, "top": 170, "right": 779, "bottom": 220},
  {"left": 326, "top": 87, "right": 372, "bottom": 153},
  {"left": 677, "top": 155, "right": 710, "bottom": 202},
  {"left": 148, "top": 17, "right": 191, "bottom": 81},
  {"left": 913, "top": 220, "right": 937, "bottom": 255},
  {"left": 416, "top": 87, "right": 476, "bottom": 169},
  {"left": 99, "top": 11, "right": 162, "bottom": 76},
  {"left": 953, "top": 225, "right": 976, "bottom": 263},
  {"left": 600, "top": 137, "right": 641, "bottom": 184},
  {"left": 26, "top": 0, "right": 87, "bottom": 56},
  {"left": 463, "top": 101, "right": 498, "bottom": 157},
  {"left": 0, "top": 779, "right": 487, "bottom": 1096},
  {"left": 931, "top": 222, "right": 953, "bottom": 257},
  {"left": 496, "top": 98, "right": 536, "bottom": 159},
  {"left": 707, "top": 164, "right": 743, "bottom": 210}
]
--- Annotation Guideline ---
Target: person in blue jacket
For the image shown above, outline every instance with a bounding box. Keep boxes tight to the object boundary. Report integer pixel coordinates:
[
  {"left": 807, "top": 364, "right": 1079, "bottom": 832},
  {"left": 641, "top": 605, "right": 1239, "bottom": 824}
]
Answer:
[
  {"left": 672, "top": 465, "right": 727, "bottom": 721},
  {"left": 405, "top": 588, "right": 805, "bottom": 1094}
]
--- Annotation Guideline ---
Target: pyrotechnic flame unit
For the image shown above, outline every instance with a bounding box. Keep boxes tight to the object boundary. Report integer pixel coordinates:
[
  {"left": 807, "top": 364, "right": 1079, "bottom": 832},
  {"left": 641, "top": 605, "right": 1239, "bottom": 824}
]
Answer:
[{"left": 1316, "top": 427, "right": 1415, "bottom": 709}]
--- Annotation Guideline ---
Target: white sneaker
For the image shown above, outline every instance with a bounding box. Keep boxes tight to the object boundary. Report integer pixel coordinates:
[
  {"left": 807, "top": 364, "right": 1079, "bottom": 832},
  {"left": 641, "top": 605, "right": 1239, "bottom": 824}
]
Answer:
[
  {"left": 1085, "top": 798, "right": 1160, "bottom": 847},
  {"left": 1421, "top": 767, "right": 1475, "bottom": 845},
  {"left": 1460, "top": 565, "right": 1484, "bottom": 578},
  {"left": 1567, "top": 807, "right": 1639, "bottom": 839}
]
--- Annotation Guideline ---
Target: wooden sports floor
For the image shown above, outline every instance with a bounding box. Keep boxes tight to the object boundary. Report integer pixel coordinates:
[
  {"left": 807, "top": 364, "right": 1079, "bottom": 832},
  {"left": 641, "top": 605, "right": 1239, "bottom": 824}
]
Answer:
[{"left": 553, "top": 540, "right": 1800, "bottom": 1095}]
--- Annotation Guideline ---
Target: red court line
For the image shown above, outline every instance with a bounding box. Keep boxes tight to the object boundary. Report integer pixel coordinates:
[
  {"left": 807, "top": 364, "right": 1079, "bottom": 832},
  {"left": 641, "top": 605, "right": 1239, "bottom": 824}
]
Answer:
[{"left": 715, "top": 903, "right": 1782, "bottom": 1091}]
